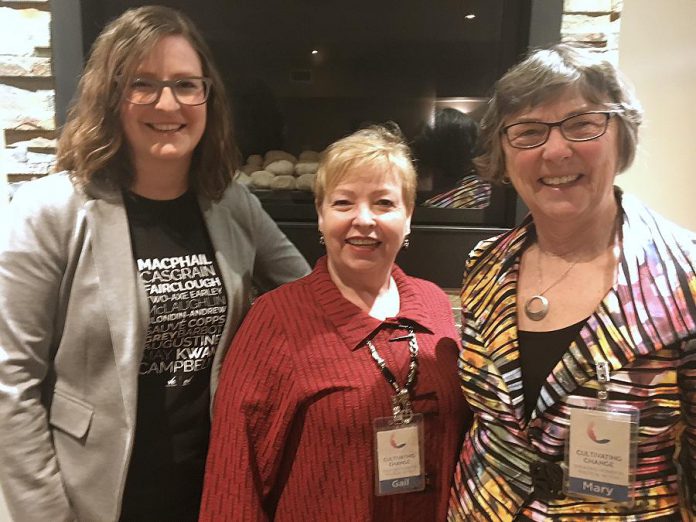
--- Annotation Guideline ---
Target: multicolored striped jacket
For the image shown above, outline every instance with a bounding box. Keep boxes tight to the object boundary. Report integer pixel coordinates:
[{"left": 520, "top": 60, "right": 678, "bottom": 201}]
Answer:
[
  {"left": 449, "top": 191, "right": 696, "bottom": 521},
  {"left": 422, "top": 173, "right": 492, "bottom": 209}
]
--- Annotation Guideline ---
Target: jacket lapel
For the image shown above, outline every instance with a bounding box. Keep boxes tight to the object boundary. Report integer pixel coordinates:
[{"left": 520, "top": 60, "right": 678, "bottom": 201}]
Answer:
[
  {"left": 530, "top": 192, "right": 696, "bottom": 422},
  {"left": 463, "top": 222, "right": 530, "bottom": 427},
  {"left": 198, "top": 196, "right": 247, "bottom": 398},
  {"left": 85, "top": 191, "right": 148, "bottom": 426}
]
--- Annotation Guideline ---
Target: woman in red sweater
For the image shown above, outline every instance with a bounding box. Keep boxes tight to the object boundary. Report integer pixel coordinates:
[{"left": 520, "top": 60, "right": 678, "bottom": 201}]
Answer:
[{"left": 200, "top": 125, "right": 469, "bottom": 521}]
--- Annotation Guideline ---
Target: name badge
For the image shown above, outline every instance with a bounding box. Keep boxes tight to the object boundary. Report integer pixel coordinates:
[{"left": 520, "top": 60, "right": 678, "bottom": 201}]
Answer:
[
  {"left": 373, "top": 413, "right": 425, "bottom": 496},
  {"left": 564, "top": 398, "right": 639, "bottom": 505}
]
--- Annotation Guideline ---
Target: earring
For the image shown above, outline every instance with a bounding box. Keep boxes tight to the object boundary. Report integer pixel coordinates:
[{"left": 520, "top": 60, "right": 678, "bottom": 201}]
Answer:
[
  {"left": 501, "top": 176, "right": 512, "bottom": 185},
  {"left": 319, "top": 233, "right": 325, "bottom": 246},
  {"left": 402, "top": 236, "right": 410, "bottom": 250}
]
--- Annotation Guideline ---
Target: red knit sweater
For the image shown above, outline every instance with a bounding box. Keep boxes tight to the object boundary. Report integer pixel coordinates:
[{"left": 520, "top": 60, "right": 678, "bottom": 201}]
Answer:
[{"left": 200, "top": 257, "right": 469, "bottom": 521}]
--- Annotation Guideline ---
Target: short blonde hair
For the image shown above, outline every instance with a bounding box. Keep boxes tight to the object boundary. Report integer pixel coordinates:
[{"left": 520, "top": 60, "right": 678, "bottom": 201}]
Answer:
[
  {"left": 56, "top": 5, "right": 239, "bottom": 199},
  {"left": 314, "top": 125, "right": 417, "bottom": 211}
]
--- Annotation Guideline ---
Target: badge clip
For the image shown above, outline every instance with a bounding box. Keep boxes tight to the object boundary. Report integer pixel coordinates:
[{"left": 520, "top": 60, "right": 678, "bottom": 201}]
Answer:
[
  {"left": 595, "top": 361, "right": 610, "bottom": 402},
  {"left": 389, "top": 332, "right": 415, "bottom": 343}
]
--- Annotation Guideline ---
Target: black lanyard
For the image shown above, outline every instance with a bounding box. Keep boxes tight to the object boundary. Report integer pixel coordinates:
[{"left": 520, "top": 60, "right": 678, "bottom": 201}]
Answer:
[{"left": 365, "top": 324, "right": 419, "bottom": 422}]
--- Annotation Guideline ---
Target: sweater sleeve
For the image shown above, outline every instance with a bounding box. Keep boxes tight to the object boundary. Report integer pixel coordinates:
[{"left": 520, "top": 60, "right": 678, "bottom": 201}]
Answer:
[{"left": 200, "top": 293, "right": 301, "bottom": 521}]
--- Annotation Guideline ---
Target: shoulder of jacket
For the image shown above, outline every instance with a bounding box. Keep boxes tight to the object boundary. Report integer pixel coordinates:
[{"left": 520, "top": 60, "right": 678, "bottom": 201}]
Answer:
[
  {"left": 468, "top": 228, "right": 519, "bottom": 269},
  {"left": 204, "top": 180, "right": 266, "bottom": 224},
  {"left": 14, "top": 171, "right": 78, "bottom": 198},
  {"left": 622, "top": 193, "right": 696, "bottom": 256},
  {"left": 216, "top": 180, "right": 256, "bottom": 206},
  {"left": 10, "top": 172, "right": 86, "bottom": 216}
]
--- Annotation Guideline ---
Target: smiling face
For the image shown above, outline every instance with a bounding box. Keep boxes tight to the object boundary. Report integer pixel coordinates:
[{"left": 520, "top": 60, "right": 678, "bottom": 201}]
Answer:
[
  {"left": 119, "top": 35, "right": 207, "bottom": 177},
  {"left": 317, "top": 163, "right": 412, "bottom": 284},
  {"left": 502, "top": 89, "right": 620, "bottom": 227}
]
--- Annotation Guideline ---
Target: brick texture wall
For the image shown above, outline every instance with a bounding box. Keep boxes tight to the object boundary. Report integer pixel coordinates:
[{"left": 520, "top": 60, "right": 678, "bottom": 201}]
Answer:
[
  {"left": 0, "top": 0, "right": 55, "bottom": 206},
  {"left": 562, "top": 0, "right": 623, "bottom": 63}
]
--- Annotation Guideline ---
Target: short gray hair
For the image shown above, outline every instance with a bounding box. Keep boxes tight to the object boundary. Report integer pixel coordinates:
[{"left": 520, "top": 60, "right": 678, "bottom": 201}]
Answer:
[{"left": 475, "top": 44, "right": 643, "bottom": 184}]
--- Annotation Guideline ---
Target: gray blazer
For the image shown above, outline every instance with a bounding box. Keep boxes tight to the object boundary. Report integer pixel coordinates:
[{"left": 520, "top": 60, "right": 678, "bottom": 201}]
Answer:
[{"left": 0, "top": 173, "right": 310, "bottom": 521}]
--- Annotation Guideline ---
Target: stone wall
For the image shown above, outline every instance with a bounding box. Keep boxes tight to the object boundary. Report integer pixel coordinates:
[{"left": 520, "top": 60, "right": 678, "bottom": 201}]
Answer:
[
  {"left": 0, "top": 0, "right": 55, "bottom": 203},
  {"left": 562, "top": 0, "right": 623, "bottom": 62}
]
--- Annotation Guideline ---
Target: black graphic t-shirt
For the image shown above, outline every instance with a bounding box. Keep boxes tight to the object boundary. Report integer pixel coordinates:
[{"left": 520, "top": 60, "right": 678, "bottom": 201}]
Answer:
[{"left": 121, "top": 190, "right": 227, "bottom": 521}]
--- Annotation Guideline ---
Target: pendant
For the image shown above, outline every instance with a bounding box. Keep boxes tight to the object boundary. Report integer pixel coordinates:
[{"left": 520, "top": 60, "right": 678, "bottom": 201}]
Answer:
[{"left": 525, "top": 295, "right": 549, "bottom": 321}]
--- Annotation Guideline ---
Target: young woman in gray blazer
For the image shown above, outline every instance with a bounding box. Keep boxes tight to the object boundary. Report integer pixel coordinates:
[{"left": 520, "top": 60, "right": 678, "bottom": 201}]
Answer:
[{"left": 0, "top": 6, "right": 309, "bottom": 521}]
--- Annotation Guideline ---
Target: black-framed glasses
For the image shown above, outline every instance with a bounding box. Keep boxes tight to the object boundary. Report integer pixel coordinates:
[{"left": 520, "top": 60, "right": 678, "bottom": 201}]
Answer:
[
  {"left": 502, "top": 110, "right": 619, "bottom": 149},
  {"left": 123, "top": 77, "right": 211, "bottom": 106}
]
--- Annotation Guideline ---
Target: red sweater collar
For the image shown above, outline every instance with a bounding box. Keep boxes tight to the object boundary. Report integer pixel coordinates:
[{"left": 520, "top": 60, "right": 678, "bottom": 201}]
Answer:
[{"left": 307, "top": 256, "right": 434, "bottom": 351}]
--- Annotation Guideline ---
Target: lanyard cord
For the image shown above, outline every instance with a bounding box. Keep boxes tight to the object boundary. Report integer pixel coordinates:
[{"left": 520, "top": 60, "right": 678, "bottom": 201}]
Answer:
[{"left": 365, "top": 325, "right": 419, "bottom": 422}]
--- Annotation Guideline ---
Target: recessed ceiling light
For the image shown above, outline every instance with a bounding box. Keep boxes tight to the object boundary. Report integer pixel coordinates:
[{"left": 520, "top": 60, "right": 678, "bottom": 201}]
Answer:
[
  {"left": 465, "top": 13, "right": 476, "bottom": 20},
  {"left": 311, "top": 49, "right": 319, "bottom": 55}
]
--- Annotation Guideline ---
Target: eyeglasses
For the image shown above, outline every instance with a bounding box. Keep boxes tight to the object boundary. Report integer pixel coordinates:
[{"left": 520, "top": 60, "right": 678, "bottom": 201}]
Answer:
[
  {"left": 502, "top": 110, "right": 619, "bottom": 149},
  {"left": 123, "top": 77, "right": 211, "bottom": 106}
]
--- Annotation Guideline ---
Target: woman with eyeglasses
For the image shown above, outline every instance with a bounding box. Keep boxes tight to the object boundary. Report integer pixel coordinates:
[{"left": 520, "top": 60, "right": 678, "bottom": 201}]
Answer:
[
  {"left": 448, "top": 44, "right": 696, "bottom": 520},
  {"left": 0, "top": 6, "right": 309, "bottom": 521}
]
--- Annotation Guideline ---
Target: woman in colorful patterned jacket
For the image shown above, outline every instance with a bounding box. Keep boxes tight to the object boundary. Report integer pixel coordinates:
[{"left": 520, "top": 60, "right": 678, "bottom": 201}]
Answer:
[{"left": 448, "top": 44, "right": 696, "bottom": 521}]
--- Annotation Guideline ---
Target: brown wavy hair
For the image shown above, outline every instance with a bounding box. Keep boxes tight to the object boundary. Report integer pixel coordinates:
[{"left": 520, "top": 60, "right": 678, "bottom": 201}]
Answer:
[{"left": 56, "top": 5, "right": 239, "bottom": 199}]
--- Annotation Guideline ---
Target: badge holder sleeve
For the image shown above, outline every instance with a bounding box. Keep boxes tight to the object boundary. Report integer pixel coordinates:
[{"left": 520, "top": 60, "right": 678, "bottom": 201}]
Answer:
[
  {"left": 373, "top": 413, "right": 426, "bottom": 496},
  {"left": 562, "top": 361, "right": 640, "bottom": 507}
]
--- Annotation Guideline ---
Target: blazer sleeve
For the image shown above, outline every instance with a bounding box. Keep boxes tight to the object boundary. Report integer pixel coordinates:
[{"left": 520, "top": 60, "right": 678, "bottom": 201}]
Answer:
[
  {"left": 200, "top": 294, "right": 301, "bottom": 521},
  {"left": 243, "top": 187, "right": 311, "bottom": 291},
  {"left": 0, "top": 181, "right": 78, "bottom": 521}
]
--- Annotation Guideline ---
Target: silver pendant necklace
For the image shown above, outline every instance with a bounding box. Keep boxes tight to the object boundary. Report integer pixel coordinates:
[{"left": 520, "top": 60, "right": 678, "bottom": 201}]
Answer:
[{"left": 524, "top": 246, "right": 578, "bottom": 322}]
